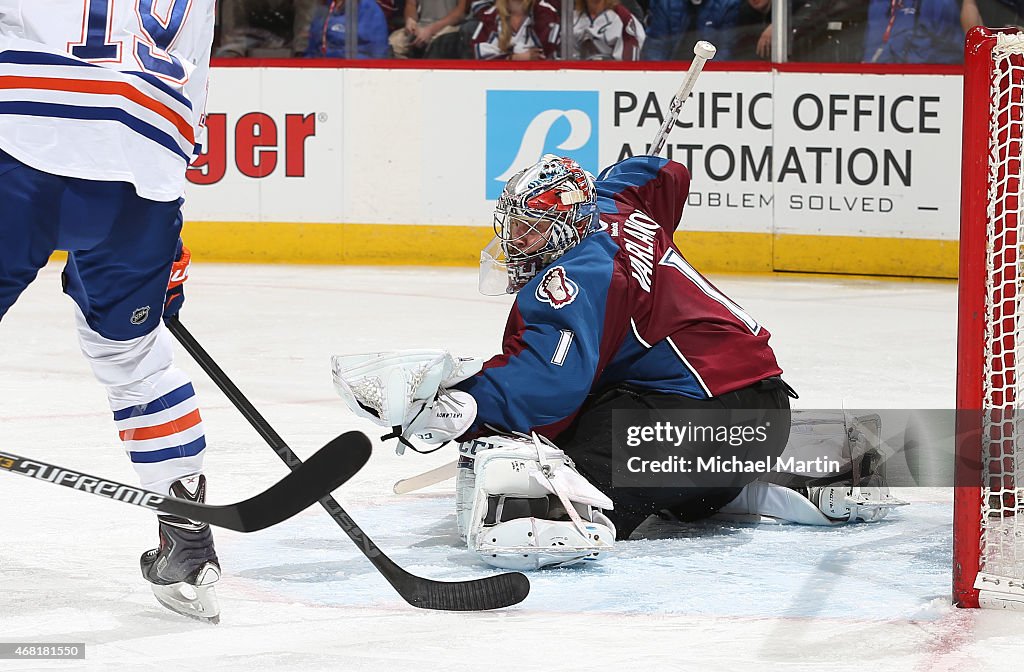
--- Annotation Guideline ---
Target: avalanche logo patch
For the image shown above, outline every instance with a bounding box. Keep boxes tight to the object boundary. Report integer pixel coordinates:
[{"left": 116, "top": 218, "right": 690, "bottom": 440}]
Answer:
[
  {"left": 130, "top": 306, "right": 151, "bottom": 325},
  {"left": 535, "top": 266, "right": 579, "bottom": 309}
]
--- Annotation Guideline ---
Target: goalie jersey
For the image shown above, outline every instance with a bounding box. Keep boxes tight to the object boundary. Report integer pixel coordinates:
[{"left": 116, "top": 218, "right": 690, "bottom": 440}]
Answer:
[
  {"left": 456, "top": 155, "right": 783, "bottom": 439},
  {"left": 0, "top": 0, "right": 215, "bottom": 201}
]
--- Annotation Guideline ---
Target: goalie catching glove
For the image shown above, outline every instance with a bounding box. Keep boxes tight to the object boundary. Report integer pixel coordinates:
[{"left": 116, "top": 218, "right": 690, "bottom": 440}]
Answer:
[{"left": 331, "top": 349, "right": 483, "bottom": 453}]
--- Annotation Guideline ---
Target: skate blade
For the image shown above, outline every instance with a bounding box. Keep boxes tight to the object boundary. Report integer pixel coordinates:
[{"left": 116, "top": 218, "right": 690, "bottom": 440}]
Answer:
[{"left": 150, "top": 564, "right": 221, "bottom": 624}]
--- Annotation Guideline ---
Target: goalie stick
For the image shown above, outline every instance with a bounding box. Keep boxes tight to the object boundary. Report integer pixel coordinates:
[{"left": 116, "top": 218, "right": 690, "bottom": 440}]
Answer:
[
  {"left": 649, "top": 41, "right": 717, "bottom": 157},
  {"left": 393, "top": 459, "right": 457, "bottom": 494},
  {"left": 0, "top": 431, "right": 371, "bottom": 532},
  {"left": 166, "top": 317, "right": 530, "bottom": 612}
]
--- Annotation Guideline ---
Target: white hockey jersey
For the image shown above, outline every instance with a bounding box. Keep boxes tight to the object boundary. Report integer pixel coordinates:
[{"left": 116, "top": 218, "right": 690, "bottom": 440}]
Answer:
[
  {"left": 0, "top": 1, "right": 215, "bottom": 202},
  {"left": 572, "top": 5, "right": 645, "bottom": 62}
]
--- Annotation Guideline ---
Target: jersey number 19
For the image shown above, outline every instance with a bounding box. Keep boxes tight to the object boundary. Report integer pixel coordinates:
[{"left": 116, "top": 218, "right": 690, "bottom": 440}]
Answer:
[{"left": 70, "top": 0, "right": 190, "bottom": 81}]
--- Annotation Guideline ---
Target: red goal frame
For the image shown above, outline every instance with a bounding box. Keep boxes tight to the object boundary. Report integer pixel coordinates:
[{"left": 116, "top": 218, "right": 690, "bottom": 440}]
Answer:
[{"left": 955, "top": 25, "right": 1024, "bottom": 609}]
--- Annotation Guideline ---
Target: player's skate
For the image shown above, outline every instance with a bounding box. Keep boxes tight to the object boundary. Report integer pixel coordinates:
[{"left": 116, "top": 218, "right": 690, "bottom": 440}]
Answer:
[{"left": 140, "top": 474, "right": 221, "bottom": 624}]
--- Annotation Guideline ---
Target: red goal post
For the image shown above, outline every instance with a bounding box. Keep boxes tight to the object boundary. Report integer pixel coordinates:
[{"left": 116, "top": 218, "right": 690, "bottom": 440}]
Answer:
[{"left": 955, "top": 26, "right": 1024, "bottom": 610}]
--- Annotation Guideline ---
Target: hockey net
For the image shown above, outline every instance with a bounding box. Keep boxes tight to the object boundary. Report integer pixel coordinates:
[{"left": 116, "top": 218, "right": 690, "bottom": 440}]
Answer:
[{"left": 955, "top": 27, "right": 1024, "bottom": 609}]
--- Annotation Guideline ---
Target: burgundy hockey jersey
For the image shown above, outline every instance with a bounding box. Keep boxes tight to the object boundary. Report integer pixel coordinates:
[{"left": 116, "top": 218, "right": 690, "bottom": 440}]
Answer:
[{"left": 456, "top": 156, "right": 783, "bottom": 439}]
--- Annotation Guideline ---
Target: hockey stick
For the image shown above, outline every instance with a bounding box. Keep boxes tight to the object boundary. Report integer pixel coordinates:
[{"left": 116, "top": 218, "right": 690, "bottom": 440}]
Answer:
[
  {"left": 0, "top": 432, "right": 370, "bottom": 532},
  {"left": 393, "top": 459, "right": 457, "bottom": 494},
  {"left": 166, "top": 317, "right": 530, "bottom": 611},
  {"left": 649, "top": 41, "right": 717, "bottom": 157}
]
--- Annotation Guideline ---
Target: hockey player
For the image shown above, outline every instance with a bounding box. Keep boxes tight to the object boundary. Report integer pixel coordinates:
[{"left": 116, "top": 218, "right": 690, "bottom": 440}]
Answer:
[
  {"left": 333, "top": 155, "right": 910, "bottom": 569},
  {"left": 334, "top": 155, "right": 906, "bottom": 569},
  {"left": 0, "top": 2, "right": 220, "bottom": 621},
  {"left": 334, "top": 154, "right": 793, "bottom": 568}
]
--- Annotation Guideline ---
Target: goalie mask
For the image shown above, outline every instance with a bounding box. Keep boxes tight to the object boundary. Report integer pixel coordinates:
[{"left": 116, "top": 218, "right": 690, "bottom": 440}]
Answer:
[{"left": 480, "top": 155, "right": 599, "bottom": 295}]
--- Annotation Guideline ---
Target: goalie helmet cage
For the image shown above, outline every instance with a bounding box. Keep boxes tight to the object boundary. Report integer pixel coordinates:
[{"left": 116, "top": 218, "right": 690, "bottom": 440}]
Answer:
[{"left": 955, "top": 26, "right": 1024, "bottom": 610}]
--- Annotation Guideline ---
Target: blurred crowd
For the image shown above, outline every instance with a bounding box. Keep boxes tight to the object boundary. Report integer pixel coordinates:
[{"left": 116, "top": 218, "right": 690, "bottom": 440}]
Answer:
[{"left": 214, "top": 0, "right": 1024, "bottom": 61}]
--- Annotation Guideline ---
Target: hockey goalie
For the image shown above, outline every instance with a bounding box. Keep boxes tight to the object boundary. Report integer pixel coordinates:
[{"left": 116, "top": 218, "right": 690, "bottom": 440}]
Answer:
[{"left": 332, "top": 154, "right": 907, "bottom": 570}]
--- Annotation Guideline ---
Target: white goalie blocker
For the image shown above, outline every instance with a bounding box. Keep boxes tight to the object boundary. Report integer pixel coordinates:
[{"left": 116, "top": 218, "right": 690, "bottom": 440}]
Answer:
[
  {"left": 457, "top": 433, "right": 615, "bottom": 571},
  {"left": 717, "top": 411, "right": 910, "bottom": 526}
]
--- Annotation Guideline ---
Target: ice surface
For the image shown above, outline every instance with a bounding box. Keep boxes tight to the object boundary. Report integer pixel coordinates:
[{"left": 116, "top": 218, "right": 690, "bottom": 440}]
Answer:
[{"left": 1, "top": 264, "right": 1020, "bottom": 671}]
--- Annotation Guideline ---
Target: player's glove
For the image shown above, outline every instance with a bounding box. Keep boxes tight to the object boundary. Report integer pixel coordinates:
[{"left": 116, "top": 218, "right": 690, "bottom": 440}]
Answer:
[{"left": 164, "top": 238, "right": 191, "bottom": 323}]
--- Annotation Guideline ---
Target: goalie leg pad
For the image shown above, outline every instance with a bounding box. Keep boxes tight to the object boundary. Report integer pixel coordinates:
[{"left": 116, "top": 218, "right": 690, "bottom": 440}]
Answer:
[
  {"left": 456, "top": 435, "right": 615, "bottom": 571},
  {"left": 718, "top": 478, "right": 909, "bottom": 526},
  {"left": 752, "top": 411, "right": 910, "bottom": 524},
  {"left": 717, "top": 481, "right": 836, "bottom": 526}
]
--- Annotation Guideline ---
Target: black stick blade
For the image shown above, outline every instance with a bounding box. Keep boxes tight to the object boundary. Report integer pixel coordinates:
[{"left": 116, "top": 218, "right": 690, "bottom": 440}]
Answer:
[
  {"left": 158, "top": 431, "right": 372, "bottom": 532},
  {"left": 398, "top": 571, "right": 531, "bottom": 611}
]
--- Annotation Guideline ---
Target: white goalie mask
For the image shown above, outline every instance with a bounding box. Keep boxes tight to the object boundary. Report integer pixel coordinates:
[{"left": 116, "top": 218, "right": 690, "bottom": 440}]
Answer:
[{"left": 479, "top": 154, "right": 599, "bottom": 296}]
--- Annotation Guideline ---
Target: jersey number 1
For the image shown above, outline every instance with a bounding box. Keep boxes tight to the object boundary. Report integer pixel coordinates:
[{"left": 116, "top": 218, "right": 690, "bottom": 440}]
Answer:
[
  {"left": 659, "top": 249, "right": 761, "bottom": 335},
  {"left": 71, "top": 0, "right": 189, "bottom": 81}
]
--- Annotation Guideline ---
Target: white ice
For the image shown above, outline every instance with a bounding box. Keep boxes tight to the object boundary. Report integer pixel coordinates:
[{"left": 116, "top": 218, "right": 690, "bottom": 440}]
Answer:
[{"left": 1, "top": 264, "right": 1020, "bottom": 671}]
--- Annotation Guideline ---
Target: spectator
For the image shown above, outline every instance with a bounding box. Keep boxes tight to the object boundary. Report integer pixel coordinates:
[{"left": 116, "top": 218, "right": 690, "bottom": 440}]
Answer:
[
  {"left": 469, "top": 0, "right": 561, "bottom": 59},
  {"left": 217, "top": 0, "right": 318, "bottom": 56},
  {"left": 864, "top": 0, "right": 964, "bottom": 63},
  {"left": 746, "top": 1, "right": 867, "bottom": 62},
  {"left": 961, "top": 0, "right": 1024, "bottom": 30},
  {"left": 644, "top": 0, "right": 744, "bottom": 61},
  {"left": 573, "top": 0, "right": 646, "bottom": 60},
  {"left": 306, "top": 0, "right": 391, "bottom": 58},
  {"left": 736, "top": 0, "right": 772, "bottom": 59},
  {"left": 390, "top": 0, "right": 470, "bottom": 57}
]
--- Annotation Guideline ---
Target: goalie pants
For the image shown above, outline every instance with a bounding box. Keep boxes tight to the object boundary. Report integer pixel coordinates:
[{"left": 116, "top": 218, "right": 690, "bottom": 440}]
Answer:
[
  {"left": 0, "top": 150, "right": 205, "bottom": 494},
  {"left": 555, "top": 376, "right": 794, "bottom": 540}
]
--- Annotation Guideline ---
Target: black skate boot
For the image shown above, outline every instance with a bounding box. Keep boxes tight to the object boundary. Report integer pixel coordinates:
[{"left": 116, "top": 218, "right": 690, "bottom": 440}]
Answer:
[{"left": 140, "top": 474, "right": 221, "bottom": 623}]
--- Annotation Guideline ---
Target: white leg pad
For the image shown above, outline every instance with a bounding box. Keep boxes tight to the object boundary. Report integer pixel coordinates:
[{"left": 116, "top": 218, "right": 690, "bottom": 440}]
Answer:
[
  {"left": 456, "top": 434, "right": 615, "bottom": 571},
  {"left": 717, "top": 481, "right": 835, "bottom": 526},
  {"left": 718, "top": 480, "right": 909, "bottom": 526}
]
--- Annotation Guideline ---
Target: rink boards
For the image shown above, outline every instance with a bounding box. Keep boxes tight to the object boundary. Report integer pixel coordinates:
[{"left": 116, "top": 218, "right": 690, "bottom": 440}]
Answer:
[{"left": 181, "top": 63, "right": 963, "bottom": 279}]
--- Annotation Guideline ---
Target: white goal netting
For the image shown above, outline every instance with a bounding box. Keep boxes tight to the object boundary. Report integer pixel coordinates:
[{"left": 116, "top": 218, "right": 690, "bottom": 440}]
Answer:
[{"left": 979, "top": 32, "right": 1024, "bottom": 605}]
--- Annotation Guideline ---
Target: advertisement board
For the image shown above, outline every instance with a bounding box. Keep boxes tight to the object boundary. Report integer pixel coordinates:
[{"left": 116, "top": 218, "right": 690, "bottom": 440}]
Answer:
[{"left": 183, "top": 65, "right": 962, "bottom": 277}]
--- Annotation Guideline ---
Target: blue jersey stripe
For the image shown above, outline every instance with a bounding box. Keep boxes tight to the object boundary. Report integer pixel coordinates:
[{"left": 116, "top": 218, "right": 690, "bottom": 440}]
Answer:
[
  {"left": 113, "top": 383, "right": 196, "bottom": 421},
  {"left": 121, "top": 70, "right": 192, "bottom": 108},
  {"left": 0, "top": 50, "right": 94, "bottom": 68},
  {"left": 0, "top": 101, "right": 189, "bottom": 159},
  {"left": 129, "top": 435, "right": 206, "bottom": 464}
]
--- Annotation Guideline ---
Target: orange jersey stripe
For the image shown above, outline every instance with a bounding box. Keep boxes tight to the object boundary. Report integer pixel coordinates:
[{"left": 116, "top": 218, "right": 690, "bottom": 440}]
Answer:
[
  {"left": 0, "top": 75, "right": 194, "bottom": 145},
  {"left": 120, "top": 408, "right": 203, "bottom": 441}
]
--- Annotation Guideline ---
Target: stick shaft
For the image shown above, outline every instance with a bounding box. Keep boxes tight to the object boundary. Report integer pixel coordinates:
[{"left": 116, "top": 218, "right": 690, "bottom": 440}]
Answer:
[{"left": 649, "top": 41, "right": 717, "bottom": 157}]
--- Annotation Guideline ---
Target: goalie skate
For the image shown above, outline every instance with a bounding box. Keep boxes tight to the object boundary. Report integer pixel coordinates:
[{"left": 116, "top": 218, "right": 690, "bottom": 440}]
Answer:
[
  {"left": 140, "top": 475, "right": 221, "bottom": 624},
  {"left": 808, "top": 478, "right": 910, "bottom": 523}
]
